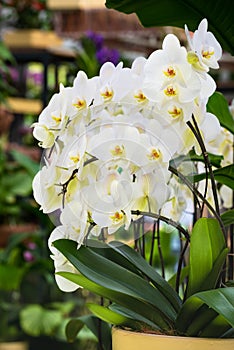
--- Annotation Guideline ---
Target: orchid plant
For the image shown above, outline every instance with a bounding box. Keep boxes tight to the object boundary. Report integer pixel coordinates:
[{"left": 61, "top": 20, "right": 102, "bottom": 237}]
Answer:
[{"left": 32, "top": 18, "right": 234, "bottom": 344}]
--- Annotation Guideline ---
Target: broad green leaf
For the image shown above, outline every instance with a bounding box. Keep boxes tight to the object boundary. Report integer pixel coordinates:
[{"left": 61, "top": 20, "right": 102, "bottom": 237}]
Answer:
[
  {"left": 196, "top": 288, "right": 234, "bottom": 327},
  {"left": 20, "top": 304, "right": 62, "bottom": 337},
  {"left": 87, "top": 303, "right": 135, "bottom": 327},
  {"left": 89, "top": 239, "right": 181, "bottom": 311},
  {"left": 221, "top": 209, "right": 234, "bottom": 226},
  {"left": 109, "top": 240, "right": 181, "bottom": 311},
  {"left": 190, "top": 164, "right": 234, "bottom": 190},
  {"left": 57, "top": 271, "right": 163, "bottom": 330},
  {"left": 105, "top": 0, "right": 234, "bottom": 55},
  {"left": 109, "top": 303, "right": 156, "bottom": 330},
  {"left": 171, "top": 149, "right": 223, "bottom": 169},
  {"left": 207, "top": 92, "right": 234, "bottom": 134},
  {"left": 213, "top": 165, "right": 234, "bottom": 190},
  {"left": 168, "top": 266, "right": 190, "bottom": 289},
  {"left": 199, "top": 314, "right": 232, "bottom": 338},
  {"left": 187, "top": 218, "right": 227, "bottom": 297},
  {"left": 176, "top": 288, "right": 234, "bottom": 337},
  {"left": 54, "top": 239, "right": 176, "bottom": 325}
]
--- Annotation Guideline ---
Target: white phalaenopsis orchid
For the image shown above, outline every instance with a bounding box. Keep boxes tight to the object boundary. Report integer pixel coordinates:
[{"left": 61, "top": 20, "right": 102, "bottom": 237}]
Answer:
[
  {"left": 32, "top": 19, "right": 225, "bottom": 291},
  {"left": 185, "top": 18, "right": 222, "bottom": 72}
]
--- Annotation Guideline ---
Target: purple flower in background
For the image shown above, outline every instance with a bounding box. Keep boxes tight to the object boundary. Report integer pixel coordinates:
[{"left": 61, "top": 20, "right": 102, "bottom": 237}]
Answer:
[
  {"left": 96, "top": 47, "right": 120, "bottom": 66},
  {"left": 9, "top": 67, "right": 19, "bottom": 82},
  {"left": 86, "top": 31, "right": 104, "bottom": 50},
  {"left": 23, "top": 250, "right": 35, "bottom": 262},
  {"left": 27, "top": 71, "right": 43, "bottom": 86}
]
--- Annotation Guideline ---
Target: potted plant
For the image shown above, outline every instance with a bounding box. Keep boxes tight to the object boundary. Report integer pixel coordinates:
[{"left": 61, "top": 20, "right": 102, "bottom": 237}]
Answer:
[
  {"left": 31, "top": 11, "right": 234, "bottom": 350},
  {"left": 1, "top": 0, "right": 62, "bottom": 49}
]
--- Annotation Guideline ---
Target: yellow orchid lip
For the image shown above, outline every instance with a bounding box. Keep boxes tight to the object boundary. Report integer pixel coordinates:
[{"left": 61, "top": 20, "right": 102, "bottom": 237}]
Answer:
[
  {"left": 163, "top": 66, "right": 176, "bottom": 78},
  {"left": 164, "top": 85, "right": 177, "bottom": 97}
]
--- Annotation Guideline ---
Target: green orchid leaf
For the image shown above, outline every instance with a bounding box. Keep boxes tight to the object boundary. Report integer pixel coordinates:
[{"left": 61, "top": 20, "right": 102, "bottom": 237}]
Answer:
[
  {"left": 90, "top": 239, "right": 179, "bottom": 307},
  {"left": 190, "top": 164, "right": 234, "bottom": 190},
  {"left": 105, "top": 0, "right": 234, "bottom": 55},
  {"left": 87, "top": 303, "right": 136, "bottom": 328},
  {"left": 199, "top": 314, "right": 232, "bottom": 338},
  {"left": 171, "top": 149, "right": 223, "bottom": 169},
  {"left": 168, "top": 266, "right": 190, "bottom": 289},
  {"left": 87, "top": 240, "right": 143, "bottom": 277},
  {"left": 213, "top": 165, "right": 234, "bottom": 190},
  {"left": 201, "top": 248, "right": 229, "bottom": 291},
  {"left": 176, "top": 288, "right": 234, "bottom": 337},
  {"left": 196, "top": 288, "right": 234, "bottom": 327},
  {"left": 187, "top": 218, "right": 227, "bottom": 297},
  {"left": 54, "top": 239, "right": 176, "bottom": 325},
  {"left": 221, "top": 209, "right": 234, "bottom": 227},
  {"left": 108, "top": 303, "right": 157, "bottom": 331},
  {"left": 108, "top": 240, "right": 181, "bottom": 312},
  {"left": 207, "top": 92, "right": 234, "bottom": 134},
  {"left": 57, "top": 271, "right": 161, "bottom": 330}
]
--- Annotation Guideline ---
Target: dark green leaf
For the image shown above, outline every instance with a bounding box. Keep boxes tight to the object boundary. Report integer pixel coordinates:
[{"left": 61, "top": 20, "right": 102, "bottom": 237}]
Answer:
[
  {"left": 196, "top": 288, "right": 234, "bottom": 327},
  {"left": 190, "top": 164, "right": 234, "bottom": 190},
  {"left": 176, "top": 288, "right": 234, "bottom": 337},
  {"left": 168, "top": 266, "right": 189, "bottom": 289},
  {"left": 171, "top": 148, "right": 223, "bottom": 169},
  {"left": 87, "top": 303, "right": 135, "bottom": 327},
  {"left": 54, "top": 239, "right": 176, "bottom": 327},
  {"left": 109, "top": 240, "right": 181, "bottom": 312},
  {"left": 105, "top": 0, "right": 234, "bottom": 55},
  {"left": 207, "top": 92, "right": 234, "bottom": 134},
  {"left": 109, "top": 303, "right": 155, "bottom": 330},
  {"left": 57, "top": 271, "right": 163, "bottom": 330},
  {"left": 221, "top": 209, "right": 234, "bottom": 227}
]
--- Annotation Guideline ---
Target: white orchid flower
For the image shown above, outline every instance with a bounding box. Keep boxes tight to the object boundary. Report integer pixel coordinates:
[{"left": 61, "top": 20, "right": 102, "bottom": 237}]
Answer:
[
  {"left": 185, "top": 18, "right": 222, "bottom": 72},
  {"left": 143, "top": 34, "right": 201, "bottom": 106},
  {"left": 94, "top": 62, "right": 134, "bottom": 105},
  {"left": 48, "top": 226, "right": 81, "bottom": 292}
]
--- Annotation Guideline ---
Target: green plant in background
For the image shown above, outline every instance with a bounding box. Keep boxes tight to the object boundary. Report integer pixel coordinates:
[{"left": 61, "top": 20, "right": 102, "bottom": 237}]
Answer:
[
  {"left": 67, "top": 31, "right": 123, "bottom": 81},
  {"left": 0, "top": 40, "right": 15, "bottom": 105},
  {"left": 0, "top": 230, "right": 89, "bottom": 345},
  {"left": 0, "top": 0, "right": 52, "bottom": 30},
  {"left": 0, "top": 147, "right": 39, "bottom": 224}
]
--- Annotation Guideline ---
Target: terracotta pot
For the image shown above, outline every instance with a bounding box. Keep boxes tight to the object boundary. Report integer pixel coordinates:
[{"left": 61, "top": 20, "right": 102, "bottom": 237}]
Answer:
[
  {"left": 0, "top": 342, "right": 28, "bottom": 350},
  {"left": 112, "top": 328, "right": 234, "bottom": 350}
]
